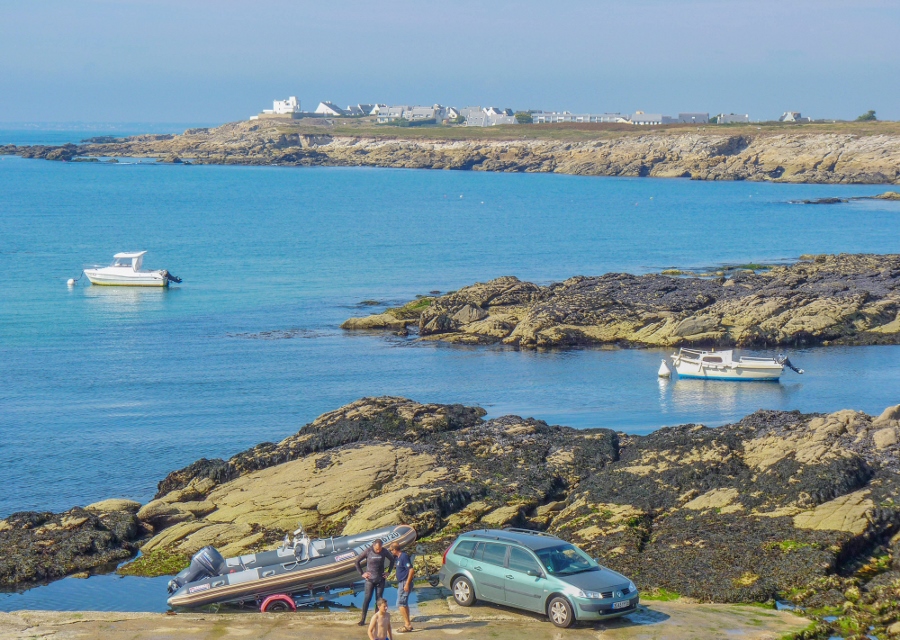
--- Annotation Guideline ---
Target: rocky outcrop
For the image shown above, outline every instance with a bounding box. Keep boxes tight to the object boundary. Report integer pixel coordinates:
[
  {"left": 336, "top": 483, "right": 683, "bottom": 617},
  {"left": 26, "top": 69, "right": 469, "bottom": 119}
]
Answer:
[
  {"left": 0, "top": 505, "right": 146, "bottom": 586},
  {"left": 12, "top": 119, "right": 900, "bottom": 183},
  {"left": 2, "top": 397, "right": 899, "bottom": 634},
  {"left": 132, "top": 397, "right": 900, "bottom": 610},
  {"left": 343, "top": 254, "right": 900, "bottom": 349}
]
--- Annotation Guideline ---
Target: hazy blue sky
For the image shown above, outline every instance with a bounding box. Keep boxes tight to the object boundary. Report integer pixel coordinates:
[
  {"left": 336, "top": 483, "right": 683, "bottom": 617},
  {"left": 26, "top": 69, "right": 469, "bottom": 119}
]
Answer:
[{"left": 1, "top": 0, "right": 898, "bottom": 123}]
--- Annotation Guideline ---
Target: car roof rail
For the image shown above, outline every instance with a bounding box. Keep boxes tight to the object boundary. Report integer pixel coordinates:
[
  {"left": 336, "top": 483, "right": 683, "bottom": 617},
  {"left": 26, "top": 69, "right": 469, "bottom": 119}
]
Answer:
[
  {"left": 468, "top": 530, "right": 503, "bottom": 541},
  {"left": 501, "top": 527, "right": 559, "bottom": 538}
]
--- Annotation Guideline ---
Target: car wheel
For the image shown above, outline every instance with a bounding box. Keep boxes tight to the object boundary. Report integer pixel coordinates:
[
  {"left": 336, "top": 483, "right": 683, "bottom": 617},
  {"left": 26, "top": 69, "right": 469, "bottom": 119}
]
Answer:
[
  {"left": 547, "top": 596, "right": 575, "bottom": 628},
  {"left": 452, "top": 576, "right": 476, "bottom": 607},
  {"left": 263, "top": 599, "right": 291, "bottom": 613}
]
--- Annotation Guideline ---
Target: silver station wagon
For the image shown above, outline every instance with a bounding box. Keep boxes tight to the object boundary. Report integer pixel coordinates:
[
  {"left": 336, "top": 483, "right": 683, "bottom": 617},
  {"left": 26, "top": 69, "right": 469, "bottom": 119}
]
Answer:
[{"left": 438, "top": 528, "right": 639, "bottom": 628}]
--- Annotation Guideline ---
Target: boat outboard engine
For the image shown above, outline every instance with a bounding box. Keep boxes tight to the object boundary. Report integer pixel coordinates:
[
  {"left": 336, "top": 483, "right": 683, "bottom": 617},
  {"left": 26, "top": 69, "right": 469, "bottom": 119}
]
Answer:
[
  {"left": 776, "top": 354, "right": 804, "bottom": 374},
  {"left": 167, "top": 545, "right": 227, "bottom": 594},
  {"left": 162, "top": 270, "right": 182, "bottom": 284}
]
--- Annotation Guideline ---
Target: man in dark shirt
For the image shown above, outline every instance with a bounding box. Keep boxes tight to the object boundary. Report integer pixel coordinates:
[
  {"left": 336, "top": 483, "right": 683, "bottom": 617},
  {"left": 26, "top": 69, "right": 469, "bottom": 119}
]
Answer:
[
  {"left": 390, "top": 541, "right": 415, "bottom": 632},
  {"left": 356, "top": 539, "right": 395, "bottom": 626}
]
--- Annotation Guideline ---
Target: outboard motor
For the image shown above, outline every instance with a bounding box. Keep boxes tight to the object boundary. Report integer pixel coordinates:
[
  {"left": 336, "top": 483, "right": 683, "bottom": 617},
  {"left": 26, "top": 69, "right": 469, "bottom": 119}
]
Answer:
[
  {"left": 167, "top": 545, "right": 226, "bottom": 594},
  {"left": 162, "top": 270, "right": 182, "bottom": 284},
  {"left": 776, "top": 354, "right": 804, "bottom": 374}
]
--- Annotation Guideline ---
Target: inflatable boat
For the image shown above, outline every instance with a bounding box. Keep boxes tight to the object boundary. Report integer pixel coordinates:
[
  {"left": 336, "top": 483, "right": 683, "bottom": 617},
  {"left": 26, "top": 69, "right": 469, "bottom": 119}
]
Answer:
[{"left": 166, "top": 524, "right": 416, "bottom": 609}]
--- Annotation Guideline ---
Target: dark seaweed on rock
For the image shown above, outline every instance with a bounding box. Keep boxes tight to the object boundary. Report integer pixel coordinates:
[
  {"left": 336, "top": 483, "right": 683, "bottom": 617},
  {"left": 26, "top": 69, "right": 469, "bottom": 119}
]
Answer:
[
  {"left": 344, "top": 254, "right": 900, "bottom": 349},
  {"left": 9, "top": 395, "right": 899, "bottom": 634},
  {"left": 0, "top": 508, "right": 143, "bottom": 587},
  {"left": 146, "top": 397, "right": 900, "bottom": 610}
]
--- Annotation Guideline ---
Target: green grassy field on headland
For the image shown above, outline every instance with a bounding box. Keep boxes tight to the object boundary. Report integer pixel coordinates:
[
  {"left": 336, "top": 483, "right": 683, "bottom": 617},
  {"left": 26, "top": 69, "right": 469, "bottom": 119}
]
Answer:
[{"left": 301, "top": 117, "right": 900, "bottom": 142}]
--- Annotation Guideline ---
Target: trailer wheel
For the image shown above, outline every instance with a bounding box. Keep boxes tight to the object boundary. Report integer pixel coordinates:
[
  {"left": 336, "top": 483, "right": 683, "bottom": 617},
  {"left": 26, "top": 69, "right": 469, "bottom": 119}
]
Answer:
[{"left": 260, "top": 594, "right": 296, "bottom": 613}]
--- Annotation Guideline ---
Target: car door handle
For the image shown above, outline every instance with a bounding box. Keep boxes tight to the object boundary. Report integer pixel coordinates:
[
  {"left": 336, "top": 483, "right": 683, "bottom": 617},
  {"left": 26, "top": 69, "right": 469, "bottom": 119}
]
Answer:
[
  {"left": 506, "top": 575, "right": 514, "bottom": 579},
  {"left": 474, "top": 566, "right": 482, "bottom": 571}
]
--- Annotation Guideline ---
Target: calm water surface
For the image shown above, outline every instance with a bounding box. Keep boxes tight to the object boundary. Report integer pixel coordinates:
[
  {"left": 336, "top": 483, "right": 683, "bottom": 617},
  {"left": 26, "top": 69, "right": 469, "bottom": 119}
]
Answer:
[
  {"left": 1, "top": 147, "right": 899, "bottom": 611},
  {"left": 2, "top": 155, "right": 899, "bottom": 517}
]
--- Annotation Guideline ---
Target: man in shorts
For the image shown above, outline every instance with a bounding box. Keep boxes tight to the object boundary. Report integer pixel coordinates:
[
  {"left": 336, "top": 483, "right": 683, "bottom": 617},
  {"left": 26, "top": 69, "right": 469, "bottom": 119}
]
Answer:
[
  {"left": 390, "top": 541, "right": 414, "bottom": 632},
  {"left": 367, "top": 598, "right": 393, "bottom": 640},
  {"left": 356, "top": 539, "right": 395, "bottom": 626}
]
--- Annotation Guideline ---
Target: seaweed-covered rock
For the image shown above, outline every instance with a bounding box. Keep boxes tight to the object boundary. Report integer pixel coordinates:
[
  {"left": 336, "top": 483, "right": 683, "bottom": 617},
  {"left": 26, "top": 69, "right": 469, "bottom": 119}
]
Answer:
[
  {"left": 343, "top": 254, "right": 900, "bottom": 349},
  {"left": 130, "top": 397, "right": 900, "bottom": 611},
  {"left": 0, "top": 507, "right": 144, "bottom": 586}
]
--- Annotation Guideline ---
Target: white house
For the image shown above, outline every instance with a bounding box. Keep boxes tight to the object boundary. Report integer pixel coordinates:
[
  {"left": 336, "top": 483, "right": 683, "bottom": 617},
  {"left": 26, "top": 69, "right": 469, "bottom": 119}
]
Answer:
[
  {"left": 464, "top": 106, "right": 517, "bottom": 126},
  {"left": 408, "top": 105, "right": 445, "bottom": 121},
  {"left": 369, "top": 104, "right": 388, "bottom": 115},
  {"left": 779, "top": 111, "right": 809, "bottom": 122},
  {"left": 259, "top": 96, "right": 301, "bottom": 117},
  {"left": 631, "top": 112, "right": 664, "bottom": 125},
  {"left": 531, "top": 111, "right": 626, "bottom": 124},
  {"left": 376, "top": 106, "right": 410, "bottom": 123},
  {"left": 272, "top": 96, "right": 300, "bottom": 114},
  {"left": 315, "top": 102, "right": 346, "bottom": 116},
  {"left": 717, "top": 113, "right": 751, "bottom": 124},
  {"left": 677, "top": 112, "right": 709, "bottom": 124},
  {"left": 344, "top": 104, "right": 375, "bottom": 116}
]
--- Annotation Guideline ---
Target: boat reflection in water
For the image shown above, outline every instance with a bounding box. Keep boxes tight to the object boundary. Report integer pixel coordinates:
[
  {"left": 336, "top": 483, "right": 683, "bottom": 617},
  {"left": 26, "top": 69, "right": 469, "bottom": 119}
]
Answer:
[
  {"left": 658, "top": 370, "right": 801, "bottom": 420},
  {"left": 81, "top": 284, "right": 172, "bottom": 316}
]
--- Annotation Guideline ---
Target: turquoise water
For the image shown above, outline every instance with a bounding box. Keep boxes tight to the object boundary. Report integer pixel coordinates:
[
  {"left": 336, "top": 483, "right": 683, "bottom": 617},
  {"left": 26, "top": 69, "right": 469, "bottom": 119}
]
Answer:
[
  {"left": 0, "top": 124, "right": 214, "bottom": 147},
  {"left": 2, "top": 153, "right": 900, "bottom": 522},
  {"left": 2, "top": 147, "right": 900, "bottom": 612}
]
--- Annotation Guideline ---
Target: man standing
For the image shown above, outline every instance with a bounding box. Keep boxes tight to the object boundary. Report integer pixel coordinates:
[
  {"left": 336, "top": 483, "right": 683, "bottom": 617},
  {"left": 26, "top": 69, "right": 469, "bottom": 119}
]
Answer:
[
  {"left": 390, "top": 542, "right": 415, "bottom": 633},
  {"left": 356, "top": 539, "right": 395, "bottom": 626}
]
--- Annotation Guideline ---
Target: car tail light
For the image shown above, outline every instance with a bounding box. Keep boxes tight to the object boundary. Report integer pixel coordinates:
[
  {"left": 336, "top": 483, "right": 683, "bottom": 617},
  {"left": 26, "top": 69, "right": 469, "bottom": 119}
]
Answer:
[{"left": 442, "top": 546, "right": 451, "bottom": 565}]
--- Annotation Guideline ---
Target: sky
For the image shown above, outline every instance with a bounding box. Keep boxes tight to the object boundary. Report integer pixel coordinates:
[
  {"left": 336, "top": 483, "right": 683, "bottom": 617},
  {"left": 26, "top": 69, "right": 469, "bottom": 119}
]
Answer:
[{"left": 1, "top": 0, "right": 898, "bottom": 124}]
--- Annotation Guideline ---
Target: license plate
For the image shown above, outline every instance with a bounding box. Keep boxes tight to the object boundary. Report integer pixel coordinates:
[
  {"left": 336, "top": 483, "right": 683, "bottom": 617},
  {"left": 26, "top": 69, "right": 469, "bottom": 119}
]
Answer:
[{"left": 613, "top": 600, "right": 630, "bottom": 609}]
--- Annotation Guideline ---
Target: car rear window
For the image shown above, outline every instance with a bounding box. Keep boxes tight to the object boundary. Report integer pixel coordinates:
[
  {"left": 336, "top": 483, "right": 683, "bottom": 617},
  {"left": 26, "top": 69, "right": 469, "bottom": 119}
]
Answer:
[
  {"left": 480, "top": 543, "right": 508, "bottom": 566},
  {"left": 453, "top": 540, "right": 478, "bottom": 558}
]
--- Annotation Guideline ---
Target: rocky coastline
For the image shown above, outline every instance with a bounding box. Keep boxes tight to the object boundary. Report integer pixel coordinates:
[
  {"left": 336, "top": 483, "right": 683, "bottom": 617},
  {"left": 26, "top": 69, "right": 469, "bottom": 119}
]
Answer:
[
  {"left": 342, "top": 253, "right": 900, "bottom": 349},
  {"left": 2, "top": 396, "right": 899, "bottom": 637},
  {"left": 4, "top": 119, "right": 900, "bottom": 183}
]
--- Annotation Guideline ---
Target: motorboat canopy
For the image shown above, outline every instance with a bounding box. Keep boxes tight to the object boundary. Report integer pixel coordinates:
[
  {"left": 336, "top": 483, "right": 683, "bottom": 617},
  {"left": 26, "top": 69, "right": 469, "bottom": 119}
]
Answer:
[{"left": 111, "top": 251, "right": 148, "bottom": 270}]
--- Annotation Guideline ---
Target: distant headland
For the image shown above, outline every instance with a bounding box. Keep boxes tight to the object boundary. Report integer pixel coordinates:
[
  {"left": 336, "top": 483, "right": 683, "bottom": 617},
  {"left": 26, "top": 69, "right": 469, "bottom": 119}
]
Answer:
[{"left": 3, "top": 116, "right": 900, "bottom": 184}]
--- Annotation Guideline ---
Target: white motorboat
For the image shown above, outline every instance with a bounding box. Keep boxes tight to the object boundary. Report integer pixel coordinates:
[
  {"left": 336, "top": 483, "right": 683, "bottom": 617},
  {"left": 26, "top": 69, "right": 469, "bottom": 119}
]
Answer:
[
  {"left": 669, "top": 348, "right": 803, "bottom": 381},
  {"left": 84, "top": 251, "right": 181, "bottom": 287}
]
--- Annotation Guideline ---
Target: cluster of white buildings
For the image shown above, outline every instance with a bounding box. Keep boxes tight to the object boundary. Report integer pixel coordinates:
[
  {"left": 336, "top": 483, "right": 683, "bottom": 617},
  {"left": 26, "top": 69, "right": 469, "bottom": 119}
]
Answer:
[
  {"left": 250, "top": 97, "right": 518, "bottom": 126},
  {"left": 252, "top": 96, "right": 810, "bottom": 127},
  {"left": 313, "top": 102, "right": 516, "bottom": 127},
  {"left": 532, "top": 111, "right": 711, "bottom": 125}
]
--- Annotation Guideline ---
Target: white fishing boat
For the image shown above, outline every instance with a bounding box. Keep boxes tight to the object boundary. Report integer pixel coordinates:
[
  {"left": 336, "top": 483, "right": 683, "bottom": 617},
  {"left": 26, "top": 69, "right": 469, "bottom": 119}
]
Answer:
[
  {"left": 83, "top": 251, "right": 181, "bottom": 287},
  {"left": 668, "top": 348, "right": 803, "bottom": 381}
]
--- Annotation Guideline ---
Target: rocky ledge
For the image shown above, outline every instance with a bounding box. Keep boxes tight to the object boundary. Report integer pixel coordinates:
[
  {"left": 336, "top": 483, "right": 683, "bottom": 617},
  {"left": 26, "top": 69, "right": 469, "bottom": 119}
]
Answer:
[
  {"left": 2, "top": 397, "right": 899, "bottom": 637},
  {"left": 342, "top": 253, "right": 900, "bottom": 349},
  {"left": 4, "top": 119, "right": 900, "bottom": 184},
  {"left": 0, "top": 499, "right": 144, "bottom": 587}
]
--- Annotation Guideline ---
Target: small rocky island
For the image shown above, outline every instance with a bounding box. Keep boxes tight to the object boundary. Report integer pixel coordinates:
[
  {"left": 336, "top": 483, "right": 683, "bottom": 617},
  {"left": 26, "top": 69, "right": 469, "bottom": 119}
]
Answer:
[
  {"left": 2, "top": 397, "right": 899, "bottom": 637},
  {"left": 342, "top": 253, "right": 900, "bottom": 348}
]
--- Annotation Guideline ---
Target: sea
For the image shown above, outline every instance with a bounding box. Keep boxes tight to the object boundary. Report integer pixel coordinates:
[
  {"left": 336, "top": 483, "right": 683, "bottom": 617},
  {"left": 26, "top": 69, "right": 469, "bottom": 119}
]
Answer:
[{"left": 1, "top": 126, "right": 899, "bottom": 610}]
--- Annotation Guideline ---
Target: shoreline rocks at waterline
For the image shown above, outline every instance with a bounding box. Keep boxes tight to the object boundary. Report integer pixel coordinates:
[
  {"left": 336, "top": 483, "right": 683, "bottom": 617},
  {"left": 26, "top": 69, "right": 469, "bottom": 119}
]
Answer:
[
  {"left": 342, "top": 254, "right": 900, "bottom": 349},
  {"left": 2, "top": 397, "right": 898, "bottom": 637}
]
